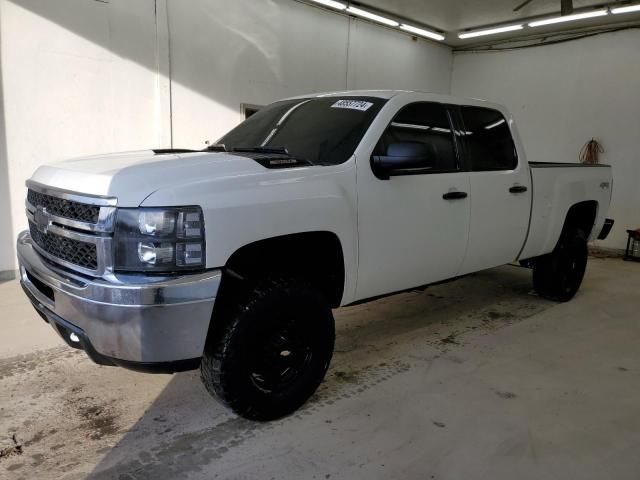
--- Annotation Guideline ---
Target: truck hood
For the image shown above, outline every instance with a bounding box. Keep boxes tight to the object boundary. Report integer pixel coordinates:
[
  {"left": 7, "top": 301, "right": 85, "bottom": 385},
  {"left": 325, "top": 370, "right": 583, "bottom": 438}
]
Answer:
[{"left": 30, "top": 150, "right": 269, "bottom": 206}]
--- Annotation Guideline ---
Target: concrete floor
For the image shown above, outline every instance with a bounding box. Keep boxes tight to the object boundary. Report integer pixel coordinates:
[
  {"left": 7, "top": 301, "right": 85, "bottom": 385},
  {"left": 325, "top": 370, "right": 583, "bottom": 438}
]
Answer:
[{"left": 1, "top": 257, "right": 639, "bottom": 480}]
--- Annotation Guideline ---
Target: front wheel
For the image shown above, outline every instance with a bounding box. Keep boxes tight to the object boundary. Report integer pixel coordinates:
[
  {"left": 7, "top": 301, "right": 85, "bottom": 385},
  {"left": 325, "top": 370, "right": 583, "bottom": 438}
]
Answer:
[
  {"left": 200, "top": 277, "right": 335, "bottom": 421},
  {"left": 533, "top": 228, "right": 588, "bottom": 302}
]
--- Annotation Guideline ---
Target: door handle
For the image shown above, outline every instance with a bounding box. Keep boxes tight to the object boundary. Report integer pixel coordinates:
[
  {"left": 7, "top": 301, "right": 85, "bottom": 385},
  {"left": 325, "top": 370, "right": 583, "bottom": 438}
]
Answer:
[
  {"left": 509, "top": 185, "right": 528, "bottom": 194},
  {"left": 442, "top": 191, "right": 468, "bottom": 200}
]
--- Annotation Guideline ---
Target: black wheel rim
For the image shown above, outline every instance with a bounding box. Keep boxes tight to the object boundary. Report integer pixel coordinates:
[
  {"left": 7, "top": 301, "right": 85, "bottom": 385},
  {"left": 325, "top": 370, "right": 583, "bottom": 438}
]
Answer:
[{"left": 247, "top": 317, "right": 315, "bottom": 393}]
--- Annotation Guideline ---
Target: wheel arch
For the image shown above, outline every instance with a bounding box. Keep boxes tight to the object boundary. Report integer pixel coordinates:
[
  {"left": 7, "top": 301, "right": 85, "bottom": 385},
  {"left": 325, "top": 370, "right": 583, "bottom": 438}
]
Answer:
[
  {"left": 559, "top": 200, "right": 599, "bottom": 240},
  {"left": 218, "top": 231, "right": 346, "bottom": 309}
]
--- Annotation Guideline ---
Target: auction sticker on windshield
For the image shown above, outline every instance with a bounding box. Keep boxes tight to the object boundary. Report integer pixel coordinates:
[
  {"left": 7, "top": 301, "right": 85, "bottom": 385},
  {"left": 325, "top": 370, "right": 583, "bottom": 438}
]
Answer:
[{"left": 331, "top": 100, "right": 374, "bottom": 112}]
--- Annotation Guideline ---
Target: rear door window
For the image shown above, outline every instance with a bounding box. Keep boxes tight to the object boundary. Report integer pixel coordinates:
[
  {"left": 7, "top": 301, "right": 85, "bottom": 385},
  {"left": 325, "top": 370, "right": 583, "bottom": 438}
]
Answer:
[{"left": 459, "top": 106, "right": 518, "bottom": 171}]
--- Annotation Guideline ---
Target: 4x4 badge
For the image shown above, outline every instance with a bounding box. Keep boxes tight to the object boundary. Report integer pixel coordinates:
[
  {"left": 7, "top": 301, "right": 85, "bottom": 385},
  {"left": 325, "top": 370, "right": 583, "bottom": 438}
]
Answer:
[{"left": 34, "top": 206, "right": 51, "bottom": 234}]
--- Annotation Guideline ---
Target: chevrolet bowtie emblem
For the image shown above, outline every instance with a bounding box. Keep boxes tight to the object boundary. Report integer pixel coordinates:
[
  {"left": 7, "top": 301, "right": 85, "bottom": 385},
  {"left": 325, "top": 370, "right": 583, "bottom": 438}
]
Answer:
[{"left": 34, "top": 205, "right": 52, "bottom": 234}]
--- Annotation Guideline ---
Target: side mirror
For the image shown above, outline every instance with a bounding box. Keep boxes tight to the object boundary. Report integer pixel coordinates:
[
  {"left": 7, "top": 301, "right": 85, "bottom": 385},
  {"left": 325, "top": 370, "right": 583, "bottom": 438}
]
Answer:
[{"left": 371, "top": 142, "right": 432, "bottom": 180}]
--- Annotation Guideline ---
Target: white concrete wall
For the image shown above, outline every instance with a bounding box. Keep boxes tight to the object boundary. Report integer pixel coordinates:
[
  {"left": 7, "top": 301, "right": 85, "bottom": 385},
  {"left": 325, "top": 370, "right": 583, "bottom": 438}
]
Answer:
[
  {"left": 167, "top": 0, "right": 452, "bottom": 147},
  {"left": 0, "top": 0, "right": 165, "bottom": 273},
  {"left": 0, "top": 0, "right": 453, "bottom": 273},
  {"left": 0, "top": 10, "right": 10, "bottom": 279},
  {"left": 451, "top": 30, "right": 640, "bottom": 250}
]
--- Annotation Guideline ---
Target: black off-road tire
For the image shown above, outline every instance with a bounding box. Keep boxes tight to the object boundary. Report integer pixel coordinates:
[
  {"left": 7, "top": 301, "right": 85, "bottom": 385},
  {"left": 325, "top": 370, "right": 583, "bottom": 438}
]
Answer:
[
  {"left": 533, "top": 228, "right": 588, "bottom": 302},
  {"left": 200, "top": 277, "right": 335, "bottom": 421}
]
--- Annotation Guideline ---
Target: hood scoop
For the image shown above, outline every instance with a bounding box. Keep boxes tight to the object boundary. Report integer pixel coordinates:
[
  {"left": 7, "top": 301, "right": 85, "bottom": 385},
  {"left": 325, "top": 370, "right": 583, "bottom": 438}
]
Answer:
[
  {"left": 230, "top": 151, "right": 313, "bottom": 169},
  {"left": 153, "top": 148, "right": 203, "bottom": 155}
]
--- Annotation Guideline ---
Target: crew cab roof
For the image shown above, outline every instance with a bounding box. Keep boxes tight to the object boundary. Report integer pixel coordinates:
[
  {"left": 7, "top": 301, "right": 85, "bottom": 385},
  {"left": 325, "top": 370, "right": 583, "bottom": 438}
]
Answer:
[
  {"left": 282, "top": 90, "right": 409, "bottom": 100},
  {"left": 280, "top": 89, "right": 507, "bottom": 113}
]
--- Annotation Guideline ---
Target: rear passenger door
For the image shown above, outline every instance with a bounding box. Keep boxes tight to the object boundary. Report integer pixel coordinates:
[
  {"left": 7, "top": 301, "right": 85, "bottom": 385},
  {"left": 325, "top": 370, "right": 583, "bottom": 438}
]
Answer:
[{"left": 454, "top": 105, "right": 532, "bottom": 275}]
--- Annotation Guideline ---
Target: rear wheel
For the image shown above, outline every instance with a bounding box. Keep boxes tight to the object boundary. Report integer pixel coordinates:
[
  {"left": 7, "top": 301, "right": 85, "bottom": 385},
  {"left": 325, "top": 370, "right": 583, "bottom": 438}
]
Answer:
[
  {"left": 533, "top": 228, "right": 588, "bottom": 302},
  {"left": 201, "top": 277, "right": 335, "bottom": 421}
]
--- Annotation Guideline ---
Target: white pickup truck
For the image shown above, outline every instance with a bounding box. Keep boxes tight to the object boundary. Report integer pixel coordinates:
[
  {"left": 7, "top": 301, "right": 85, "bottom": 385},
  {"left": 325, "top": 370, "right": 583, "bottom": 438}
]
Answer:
[{"left": 17, "top": 90, "right": 614, "bottom": 420}]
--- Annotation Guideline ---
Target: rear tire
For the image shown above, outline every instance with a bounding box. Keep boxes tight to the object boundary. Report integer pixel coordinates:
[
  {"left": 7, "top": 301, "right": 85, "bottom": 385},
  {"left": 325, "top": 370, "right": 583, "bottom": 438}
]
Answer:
[
  {"left": 533, "top": 228, "right": 588, "bottom": 302},
  {"left": 200, "top": 277, "right": 335, "bottom": 421}
]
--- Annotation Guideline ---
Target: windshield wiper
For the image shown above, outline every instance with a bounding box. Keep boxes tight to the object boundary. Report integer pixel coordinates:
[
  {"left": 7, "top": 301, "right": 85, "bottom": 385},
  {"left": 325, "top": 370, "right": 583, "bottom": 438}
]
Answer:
[
  {"left": 153, "top": 148, "right": 202, "bottom": 154},
  {"left": 231, "top": 146, "right": 290, "bottom": 155},
  {"left": 230, "top": 146, "right": 315, "bottom": 166}
]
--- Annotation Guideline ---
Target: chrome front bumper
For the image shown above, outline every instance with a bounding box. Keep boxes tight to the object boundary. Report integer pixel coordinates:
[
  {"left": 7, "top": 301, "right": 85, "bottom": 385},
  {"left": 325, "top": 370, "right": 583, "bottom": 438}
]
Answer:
[{"left": 17, "top": 231, "right": 220, "bottom": 370}]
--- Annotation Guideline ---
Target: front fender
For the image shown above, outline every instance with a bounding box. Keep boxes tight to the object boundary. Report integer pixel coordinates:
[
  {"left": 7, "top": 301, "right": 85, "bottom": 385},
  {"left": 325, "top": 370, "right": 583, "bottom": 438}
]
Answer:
[{"left": 141, "top": 161, "right": 359, "bottom": 304}]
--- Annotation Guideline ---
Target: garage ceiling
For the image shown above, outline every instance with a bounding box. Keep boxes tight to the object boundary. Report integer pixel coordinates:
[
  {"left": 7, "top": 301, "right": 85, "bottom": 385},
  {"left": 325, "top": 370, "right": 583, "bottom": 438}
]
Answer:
[
  {"left": 362, "top": 0, "right": 615, "bottom": 30},
  {"left": 304, "top": 1, "right": 640, "bottom": 46}
]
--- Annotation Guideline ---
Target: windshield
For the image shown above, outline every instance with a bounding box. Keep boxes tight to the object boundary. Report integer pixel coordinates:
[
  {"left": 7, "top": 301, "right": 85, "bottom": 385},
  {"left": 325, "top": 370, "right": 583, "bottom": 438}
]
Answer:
[{"left": 217, "top": 97, "right": 387, "bottom": 166}]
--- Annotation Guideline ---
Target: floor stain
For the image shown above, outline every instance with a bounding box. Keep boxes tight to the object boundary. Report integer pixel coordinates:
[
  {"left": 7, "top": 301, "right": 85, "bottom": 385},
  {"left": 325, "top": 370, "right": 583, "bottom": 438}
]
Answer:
[{"left": 440, "top": 332, "right": 460, "bottom": 345}]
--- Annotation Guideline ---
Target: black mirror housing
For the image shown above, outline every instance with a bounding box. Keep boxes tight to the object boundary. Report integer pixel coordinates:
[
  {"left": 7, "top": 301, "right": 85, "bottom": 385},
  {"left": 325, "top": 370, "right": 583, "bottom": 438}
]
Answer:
[{"left": 371, "top": 142, "right": 432, "bottom": 180}]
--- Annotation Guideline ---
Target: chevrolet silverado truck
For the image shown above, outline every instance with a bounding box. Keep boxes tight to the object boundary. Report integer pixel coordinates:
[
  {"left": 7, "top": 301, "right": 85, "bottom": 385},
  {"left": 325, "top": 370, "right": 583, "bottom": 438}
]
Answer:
[{"left": 17, "top": 90, "right": 614, "bottom": 420}]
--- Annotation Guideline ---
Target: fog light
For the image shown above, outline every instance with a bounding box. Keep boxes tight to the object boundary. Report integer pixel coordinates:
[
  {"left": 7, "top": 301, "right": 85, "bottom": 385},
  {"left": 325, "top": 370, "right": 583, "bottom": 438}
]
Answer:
[{"left": 69, "top": 332, "right": 80, "bottom": 343}]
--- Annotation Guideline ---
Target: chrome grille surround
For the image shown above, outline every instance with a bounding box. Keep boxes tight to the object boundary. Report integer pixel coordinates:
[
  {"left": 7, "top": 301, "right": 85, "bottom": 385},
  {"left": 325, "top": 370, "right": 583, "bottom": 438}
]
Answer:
[
  {"left": 25, "top": 180, "right": 117, "bottom": 277},
  {"left": 27, "top": 189, "right": 101, "bottom": 224}
]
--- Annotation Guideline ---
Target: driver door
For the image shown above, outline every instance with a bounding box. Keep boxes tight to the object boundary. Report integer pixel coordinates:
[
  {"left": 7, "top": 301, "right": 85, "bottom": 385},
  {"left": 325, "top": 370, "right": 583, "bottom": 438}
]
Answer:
[{"left": 355, "top": 101, "right": 471, "bottom": 301}]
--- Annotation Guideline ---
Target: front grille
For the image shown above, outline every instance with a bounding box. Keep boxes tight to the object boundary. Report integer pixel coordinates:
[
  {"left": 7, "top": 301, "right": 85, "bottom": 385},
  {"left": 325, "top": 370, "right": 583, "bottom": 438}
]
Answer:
[
  {"left": 29, "top": 221, "right": 98, "bottom": 270},
  {"left": 27, "top": 189, "right": 100, "bottom": 224}
]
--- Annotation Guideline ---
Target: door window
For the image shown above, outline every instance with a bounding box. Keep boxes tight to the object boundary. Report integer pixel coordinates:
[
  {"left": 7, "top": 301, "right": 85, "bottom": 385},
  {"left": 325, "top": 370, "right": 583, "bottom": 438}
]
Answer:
[
  {"left": 374, "top": 102, "right": 460, "bottom": 173},
  {"left": 459, "top": 107, "right": 518, "bottom": 171}
]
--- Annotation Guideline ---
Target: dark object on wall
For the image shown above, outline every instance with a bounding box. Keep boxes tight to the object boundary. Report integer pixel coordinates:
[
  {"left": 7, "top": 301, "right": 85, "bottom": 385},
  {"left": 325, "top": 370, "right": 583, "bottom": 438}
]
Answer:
[
  {"left": 624, "top": 229, "right": 640, "bottom": 262},
  {"left": 514, "top": 0, "right": 534, "bottom": 11},
  {"left": 561, "top": 0, "right": 574, "bottom": 15},
  {"left": 513, "top": 0, "right": 572, "bottom": 13},
  {"left": 579, "top": 138, "right": 603, "bottom": 164}
]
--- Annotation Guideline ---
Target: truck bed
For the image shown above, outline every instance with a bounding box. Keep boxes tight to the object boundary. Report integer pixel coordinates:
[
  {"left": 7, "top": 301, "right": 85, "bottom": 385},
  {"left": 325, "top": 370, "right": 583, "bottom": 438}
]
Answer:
[{"left": 519, "top": 162, "right": 613, "bottom": 260}]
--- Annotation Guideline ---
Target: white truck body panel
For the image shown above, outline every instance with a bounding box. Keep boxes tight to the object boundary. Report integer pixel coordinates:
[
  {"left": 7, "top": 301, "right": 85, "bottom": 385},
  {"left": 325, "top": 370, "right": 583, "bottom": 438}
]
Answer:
[
  {"left": 459, "top": 167, "right": 532, "bottom": 275},
  {"left": 30, "top": 150, "right": 267, "bottom": 206},
  {"left": 520, "top": 164, "right": 612, "bottom": 260},
  {"left": 142, "top": 157, "right": 360, "bottom": 304},
  {"left": 353, "top": 93, "right": 472, "bottom": 299},
  {"left": 455, "top": 112, "right": 532, "bottom": 275}
]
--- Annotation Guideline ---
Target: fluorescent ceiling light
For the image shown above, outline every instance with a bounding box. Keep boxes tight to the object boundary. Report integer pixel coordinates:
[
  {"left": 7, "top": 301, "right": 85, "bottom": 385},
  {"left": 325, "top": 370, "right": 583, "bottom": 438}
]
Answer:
[
  {"left": 459, "top": 24, "right": 523, "bottom": 39},
  {"left": 611, "top": 4, "right": 640, "bottom": 14},
  {"left": 529, "top": 9, "right": 608, "bottom": 27},
  {"left": 346, "top": 6, "right": 399, "bottom": 27},
  {"left": 400, "top": 24, "right": 445, "bottom": 41},
  {"left": 391, "top": 122, "right": 431, "bottom": 130},
  {"left": 485, "top": 119, "right": 506, "bottom": 130},
  {"left": 309, "top": 0, "right": 347, "bottom": 10}
]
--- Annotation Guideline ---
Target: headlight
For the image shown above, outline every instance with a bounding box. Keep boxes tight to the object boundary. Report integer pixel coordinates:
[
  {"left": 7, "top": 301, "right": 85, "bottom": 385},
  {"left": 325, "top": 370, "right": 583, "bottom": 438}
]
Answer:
[{"left": 113, "top": 207, "right": 205, "bottom": 272}]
